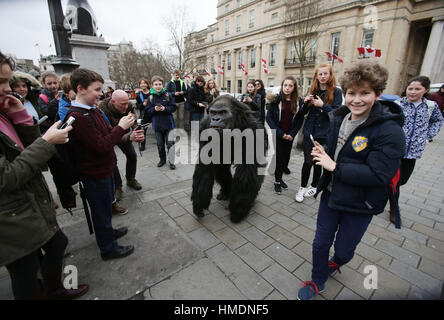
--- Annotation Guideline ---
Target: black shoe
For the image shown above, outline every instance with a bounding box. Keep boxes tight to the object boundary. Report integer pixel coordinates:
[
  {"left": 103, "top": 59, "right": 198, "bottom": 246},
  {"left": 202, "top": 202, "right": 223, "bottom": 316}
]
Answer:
[
  {"left": 169, "top": 163, "right": 176, "bottom": 170},
  {"left": 283, "top": 167, "right": 291, "bottom": 175},
  {"left": 274, "top": 182, "right": 282, "bottom": 195},
  {"left": 280, "top": 180, "right": 288, "bottom": 189},
  {"left": 157, "top": 160, "right": 166, "bottom": 167},
  {"left": 101, "top": 245, "right": 135, "bottom": 261},
  {"left": 114, "top": 227, "right": 128, "bottom": 240}
]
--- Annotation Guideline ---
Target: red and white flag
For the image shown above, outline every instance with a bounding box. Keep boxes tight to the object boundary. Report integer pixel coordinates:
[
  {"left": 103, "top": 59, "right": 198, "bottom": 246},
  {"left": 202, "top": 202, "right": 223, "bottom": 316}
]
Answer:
[
  {"left": 240, "top": 63, "right": 248, "bottom": 76},
  {"left": 217, "top": 65, "right": 224, "bottom": 75},
  {"left": 325, "top": 52, "right": 343, "bottom": 63},
  {"left": 261, "top": 59, "right": 269, "bottom": 74},
  {"left": 184, "top": 71, "right": 191, "bottom": 79},
  {"left": 205, "top": 68, "right": 211, "bottom": 76},
  {"left": 358, "top": 47, "right": 381, "bottom": 58}
]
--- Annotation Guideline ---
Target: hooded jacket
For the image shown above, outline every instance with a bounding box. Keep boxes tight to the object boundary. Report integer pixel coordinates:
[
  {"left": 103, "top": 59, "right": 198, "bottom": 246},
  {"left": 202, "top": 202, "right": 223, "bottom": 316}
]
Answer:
[
  {"left": 145, "top": 89, "right": 176, "bottom": 132},
  {"left": 266, "top": 93, "right": 303, "bottom": 139},
  {"left": 316, "top": 100, "right": 406, "bottom": 215}
]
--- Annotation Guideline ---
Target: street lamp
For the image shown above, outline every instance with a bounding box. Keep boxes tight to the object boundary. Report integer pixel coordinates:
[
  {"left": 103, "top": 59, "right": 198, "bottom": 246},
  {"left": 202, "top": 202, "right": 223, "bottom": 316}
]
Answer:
[{"left": 222, "top": 58, "right": 225, "bottom": 91}]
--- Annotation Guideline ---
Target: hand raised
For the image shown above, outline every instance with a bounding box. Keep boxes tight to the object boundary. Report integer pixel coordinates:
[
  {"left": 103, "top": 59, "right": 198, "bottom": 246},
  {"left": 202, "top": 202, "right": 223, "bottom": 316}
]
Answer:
[
  {"left": 42, "top": 121, "right": 72, "bottom": 145},
  {"left": 0, "top": 95, "right": 25, "bottom": 113},
  {"left": 118, "top": 113, "right": 136, "bottom": 130}
]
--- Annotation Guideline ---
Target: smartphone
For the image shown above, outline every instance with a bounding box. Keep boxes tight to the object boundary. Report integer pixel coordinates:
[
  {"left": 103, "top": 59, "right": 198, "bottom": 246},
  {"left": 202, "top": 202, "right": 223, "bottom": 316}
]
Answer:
[
  {"left": 310, "top": 134, "right": 316, "bottom": 147},
  {"left": 37, "top": 115, "right": 48, "bottom": 125},
  {"left": 58, "top": 116, "right": 75, "bottom": 129}
]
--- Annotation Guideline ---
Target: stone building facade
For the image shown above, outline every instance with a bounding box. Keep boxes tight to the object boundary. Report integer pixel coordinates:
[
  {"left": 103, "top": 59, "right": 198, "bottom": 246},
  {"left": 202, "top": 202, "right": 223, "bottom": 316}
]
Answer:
[{"left": 184, "top": 0, "right": 444, "bottom": 95}]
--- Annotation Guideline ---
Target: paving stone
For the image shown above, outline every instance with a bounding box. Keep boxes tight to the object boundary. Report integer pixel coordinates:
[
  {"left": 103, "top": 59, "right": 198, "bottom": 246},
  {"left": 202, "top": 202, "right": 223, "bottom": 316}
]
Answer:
[
  {"left": 174, "top": 214, "right": 202, "bottom": 233},
  {"left": 292, "top": 241, "right": 313, "bottom": 263},
  {"left": 264, "top": 290, "right": 287, "bottom": 300},
  {"left": 419, "top": 210, "right": 444, "bottom": 224},
  {"left": 263, "top": 242, "right": 304, "bottom": 272},
  {"left": 252, "top": 202, "right": 276, "bottom": 218},
  {"left": 358, "top": 260, "right": 410, "bottom": 299},
  {"left": 220, "top": 215, "right": 252, "bottom": 232},
  {"left": 290, "top": 202, "right": 319, "bottom": 217},
  {"left": 399, "top": 210, "right": 435, "bottom": 228},
  {"left": 427, "top": 238, "right": 444, "bottom": 253},
  {"left": 266, "top": 225, "right": 302, "bottom": 249},
  {"left": 407, "top": 199, "right": 440, "bottom": 214},
  {"left": 240, "top": 226, "right": 275, "bottom": 250},
  {"left": 371, "top": 215, "right": 390, "bottom": 228},
  {"left": 170, "top": 191, "right": 188, "bottom": 200},
  {"left": 157, "top": 196, "right": 176, "bottom": 207},
  {"left": 208, "top": 202, "right": 229, "bottom": 218},
  {"left": 293, "top": 261, "right": 343, "bottom": 300},
  {"left": 198, "top": 214, "right": 227, "bottom": 232},
  {"left": 292, "top": 225, "right": 316, "bottom": 244},
  {"left": 235, "top": 243, "right": 275, "bottom": 273},
  {"left": 206, "top": 244, "right": 274, "bottom": 299},
  {"left": 213, "top": 227, "right": 248, "bottom": 250},
  {"left": 162, "top": 203, "right": 187, "bottom": 218},
  {"left": 360, "top": 233, "right": 378, "bottom": 246},
  {"left": 389, "top": 259, "right": 443, "bottom": 297},
  {"left": 387, "top": 224, "right": 428, "bottom": 245},
  {"left": 374, "top": 239, "right": 420, "bottom": 267},
  {"left": 175, "top": 196, "right": 192, "bottom": 207},
  {"left": 355, "top": 242, "right": 392, "bottom": 269},
  {"left": 407, "top": 286, "right": 440, "bottom": 300},
  {"left": 260, "top": 263, "right": 304, "bottom": 300},
  {"left": 331, "top": 265, "right": 373, "bottom": 299},
  {"left": 435, "top": 222, "right": 444, "bottom": 232},
  {"left": 419, "top": 257, "right": 444, "bottom": 282},
  {"left": 402, "top": 239, "right": 444, "bottom": 267},
  {"left": 246, "top": 213, "right": 276, "bottom": 232},
  {"left": 412, "top": 223, "right": 444, "bottom": 242},
  {"left": 335, "top": 287, "right": 364, "bottom": 300},
  {"left": 268, "top": 213, "right": 300, "bottom": 231},
  {"left": 269, "top": 202, "right": 296, "bottom": 217},
  {"left": 290, "top": 212, "right": 317, "bottom": 231},
  {"left": 274, "top": 194, "right": 296, "bottom": 206},
  {"left": 347, "top": 254, "right": 364, "bottom": 270},
  {"left": 188, "top": 227, "right": 221, "bottom": 251},
  {"left": 256, "top": 194, "right": 278, "bottom": 206},
  {"left": 367, "top": 224, "right": 404, "bottom": 247}
]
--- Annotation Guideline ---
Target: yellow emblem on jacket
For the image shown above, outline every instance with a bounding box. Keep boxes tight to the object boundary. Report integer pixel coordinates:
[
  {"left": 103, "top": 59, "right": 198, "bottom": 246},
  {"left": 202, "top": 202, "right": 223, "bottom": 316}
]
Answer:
[{"left": 352, "top": 136, "right": 368, "bottom": 152}]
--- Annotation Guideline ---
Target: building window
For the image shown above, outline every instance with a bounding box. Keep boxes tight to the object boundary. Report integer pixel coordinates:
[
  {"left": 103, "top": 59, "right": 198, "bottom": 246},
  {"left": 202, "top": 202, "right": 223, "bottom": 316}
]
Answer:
[
  {"left": 211, "top": 34, "right": 214, "bottom": 42},
  {"left": 250, "top": 48, "right": 256, "bottom": 68},
  {"left": 306, "top": 78, "right": 312, "bottom": 95},
  {"left": 225, "top": 4, "right": 229, "bottom": 13},
  {"left": 227, "top": 80, "right": 231, "bottom": 93},
  {"left": 268, "top": 78, "right": 275, "bottom": 87},
  {"left": 330, "top": 32, "right": 341, "bottom": 57},
  {"left": 289, "top": 42, "right": 296, "bottom": 62},
  {"left": 225, "top": 20, "right": 230, "bottom": 36},
  {"left": 271, "top": 12, "right": 278, "bottom": 21},
  {"left": 236, "top": 15, "right": 241, "bottom": 33},
  {"left": 237, "top": 80, "right": 243, "bottom": 94},
  {"left": 237, "top": 0, "right": 242, "bottom": 8},
  {"left": 296, "top": 78, "right": 302, "bottom": 88},
  {"left": 269, "top": 44, "right": 276, "bottom": 66},
  {"left": 361, "top": 29, "right": 374, "bottom": 48},
  {"left": 227, "top": 54, "right": 232, "bottom": 70},
  {"left": 238, "top": 51, "right": 243, "bottom": 69},
  {"left": 249, "top": 10, "right": 255, "bottom": 28}
]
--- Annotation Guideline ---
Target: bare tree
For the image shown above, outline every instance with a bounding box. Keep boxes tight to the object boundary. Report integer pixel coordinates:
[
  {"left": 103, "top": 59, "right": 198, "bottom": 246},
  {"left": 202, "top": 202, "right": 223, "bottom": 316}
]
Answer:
[{"left": 285, "top": 0, "right": 321, "bottom": 91}]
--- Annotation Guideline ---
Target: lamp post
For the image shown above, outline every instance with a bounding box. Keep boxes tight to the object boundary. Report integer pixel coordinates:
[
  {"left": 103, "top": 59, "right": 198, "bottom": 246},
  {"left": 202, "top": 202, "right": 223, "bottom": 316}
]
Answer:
[{"left": 222, "top": 58, "right": 226, "bottom": 91}]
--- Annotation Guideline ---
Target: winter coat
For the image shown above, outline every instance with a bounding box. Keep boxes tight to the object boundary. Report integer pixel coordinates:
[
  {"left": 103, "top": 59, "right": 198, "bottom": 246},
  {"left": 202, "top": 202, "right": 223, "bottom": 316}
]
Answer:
[
  {"left": 241, "top": 93, "right": 262, "bottom": 120},
  {"left": 38, "top": 88, "right": 58, "bottom": 132},
  {"left": 187, "top": 85, "right": 207, "bottom": 114},
  {"left": 298, "top": 87, "right": 343, "bottom": 139},
  {"left": 257, "top": 88, "right": 266, "bottom": 123},
  {"left": 396, "top": 97, "right": 443, "bottom": 159},
  {"left": 166, "top": 79, "right": 187, "bottom": 103},
  {"left": 428, "top": 91, "right": 444, "bottom": 113},
  {"left": 316, "top": 101, "right": 406, "bottom": 215},
  {"left": 99, "top": 97, "right": 136, "bottom": 144},
  {"left": 58, "top": 93, "right": 71, "bottom": 122},
  {"left": 0, "top": 111, "right": 59, "bottom": 267},
  {"left": 266, "top": 93, "right": 303, "bottom": 139},
  {"left": 145, "top": 90, "right": 176, "bottom": 132}
]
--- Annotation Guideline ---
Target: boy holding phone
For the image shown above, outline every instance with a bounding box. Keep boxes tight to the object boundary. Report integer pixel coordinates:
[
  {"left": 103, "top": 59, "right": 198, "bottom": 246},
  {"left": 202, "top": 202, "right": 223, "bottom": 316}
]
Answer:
[
  {"left": 144, "top": 75, "right": 177, "bottom": 169},
  {"left": 297, "top": 61, "right": 405, "bottom": 300}
]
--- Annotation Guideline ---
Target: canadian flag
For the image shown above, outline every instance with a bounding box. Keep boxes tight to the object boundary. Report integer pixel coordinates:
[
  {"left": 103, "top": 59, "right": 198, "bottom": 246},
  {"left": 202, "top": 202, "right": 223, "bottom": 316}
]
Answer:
[
  {"left": 261, "top": 59, "right": 269, "bottom": 74},
  {"left": 217, "top": 65, "right": 224, "bottom": 75},
  {"left": 358, "top": 47, "right": 381, "bottom": 58},
  {"left": 205, "top": 68, "right": 211, "bottom": 76},
  {"left": 184, "top": 71, "right": 191, "bottom": 79},
  {"left": 325, "top": 52, "right": 343, "bottom": 63},
  {"left": 240, "top": 63, "right": 248, "bottom": 75}
]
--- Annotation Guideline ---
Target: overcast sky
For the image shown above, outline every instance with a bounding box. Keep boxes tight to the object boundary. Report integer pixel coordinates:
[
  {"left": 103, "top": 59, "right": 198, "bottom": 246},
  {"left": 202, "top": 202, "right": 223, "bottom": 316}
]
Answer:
[{"left": 0, "top": 0, "right": 218, "bottom": 65}]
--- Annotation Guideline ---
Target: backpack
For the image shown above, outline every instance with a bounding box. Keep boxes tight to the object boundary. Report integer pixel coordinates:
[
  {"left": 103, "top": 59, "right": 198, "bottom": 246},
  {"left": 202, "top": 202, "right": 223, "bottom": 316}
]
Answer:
[{"left": 50, "top": 106, "right": 95, "bottom": 234}]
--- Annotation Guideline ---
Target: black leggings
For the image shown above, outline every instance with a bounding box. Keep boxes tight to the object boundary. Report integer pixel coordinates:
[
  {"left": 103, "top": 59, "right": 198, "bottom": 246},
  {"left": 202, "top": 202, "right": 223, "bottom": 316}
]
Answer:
[
  {"left": 301, "top": 135, "right": 326, "bottom": 188},
  {"left": 6, "top": 230, "right": 68, "bottom": 299},
  {"left": 275, "top": 138, "right": 294, "bottom": 182}
]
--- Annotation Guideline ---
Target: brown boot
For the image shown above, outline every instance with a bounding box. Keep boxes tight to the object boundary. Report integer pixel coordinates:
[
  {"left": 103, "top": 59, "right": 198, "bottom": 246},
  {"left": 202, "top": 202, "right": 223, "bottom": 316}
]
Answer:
[
  {"left": 112, "top": 202, "right": 128, "bottom": 216},
  {"left": 115, "top": 187, "right": 123, "bottom": 201},
  {"left": 127, "top": 178, "right": 142, "bottom": 190}
]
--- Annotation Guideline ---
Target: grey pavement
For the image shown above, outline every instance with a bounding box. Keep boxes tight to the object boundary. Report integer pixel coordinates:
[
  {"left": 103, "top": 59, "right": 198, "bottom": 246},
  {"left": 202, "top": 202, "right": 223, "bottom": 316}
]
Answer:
[{"left": 1, "top": 127, "right": 444, "bottom": 300}]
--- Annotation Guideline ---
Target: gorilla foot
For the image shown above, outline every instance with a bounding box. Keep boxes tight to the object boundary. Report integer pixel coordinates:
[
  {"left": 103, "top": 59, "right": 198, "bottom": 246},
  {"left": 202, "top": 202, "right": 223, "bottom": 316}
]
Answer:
[{"left": 216, "top": 191, "right": 229, "bottom": 201}]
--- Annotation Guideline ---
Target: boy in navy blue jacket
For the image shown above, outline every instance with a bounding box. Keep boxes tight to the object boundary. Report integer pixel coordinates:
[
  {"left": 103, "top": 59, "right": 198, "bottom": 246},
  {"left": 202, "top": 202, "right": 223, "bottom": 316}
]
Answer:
[
  {"left": 297, "top": 61, "right": 405, "bottom": 300},
  {"left": 144, "top": 76, "right": 177, "bottom": 169}
]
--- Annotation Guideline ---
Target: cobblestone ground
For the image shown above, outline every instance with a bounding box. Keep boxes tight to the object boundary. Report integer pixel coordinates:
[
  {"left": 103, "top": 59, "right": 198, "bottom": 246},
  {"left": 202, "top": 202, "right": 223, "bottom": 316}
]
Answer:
[{"left": 1, "top": 127, "right": 443, "bottom": 300}]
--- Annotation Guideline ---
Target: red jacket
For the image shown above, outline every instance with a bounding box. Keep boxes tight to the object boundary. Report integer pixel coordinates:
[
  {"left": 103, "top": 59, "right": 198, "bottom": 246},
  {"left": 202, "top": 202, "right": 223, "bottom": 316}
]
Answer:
[{"left": 69, "top": 107, "right": 125, "bottom": 179}]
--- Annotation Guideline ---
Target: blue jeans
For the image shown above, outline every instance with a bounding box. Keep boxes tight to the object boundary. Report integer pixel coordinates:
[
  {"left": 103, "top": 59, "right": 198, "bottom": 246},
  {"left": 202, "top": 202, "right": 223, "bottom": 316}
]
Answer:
[
  {"left": 312, "top": 191, "right": 373, "bottom": 286},
  {"left": 81, "top": 176, "right": 118, "bottom": 254},
  {"left": 190, "top": 112, "right": 204, "bottom": 122},
  {"left": 155, "top": 130, "right": 175, "bottom": 162}
]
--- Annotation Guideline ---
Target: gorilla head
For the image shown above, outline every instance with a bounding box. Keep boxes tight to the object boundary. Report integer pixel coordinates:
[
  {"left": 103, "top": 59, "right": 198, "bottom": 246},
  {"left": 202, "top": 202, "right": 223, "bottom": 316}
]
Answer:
[{"left": 206, "top": 95, "right": 256, "bottom": 131}]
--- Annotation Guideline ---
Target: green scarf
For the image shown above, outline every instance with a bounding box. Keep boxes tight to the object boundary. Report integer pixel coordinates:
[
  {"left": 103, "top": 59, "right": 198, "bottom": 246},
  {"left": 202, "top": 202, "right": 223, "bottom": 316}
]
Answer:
[{"left": 150, "top": 88, "right": 165, "bottom": 96}]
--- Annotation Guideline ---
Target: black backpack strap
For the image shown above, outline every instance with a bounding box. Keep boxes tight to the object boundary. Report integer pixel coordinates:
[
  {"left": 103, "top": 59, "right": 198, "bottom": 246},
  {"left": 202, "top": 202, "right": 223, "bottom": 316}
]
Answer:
[{"left": 79, "top": 181, "right": 94, "bottom": 234}]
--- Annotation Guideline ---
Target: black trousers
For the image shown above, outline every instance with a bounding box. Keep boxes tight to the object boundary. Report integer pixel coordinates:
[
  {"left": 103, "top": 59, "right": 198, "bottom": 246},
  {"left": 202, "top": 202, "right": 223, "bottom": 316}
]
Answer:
[
  {"left": 301, "top": 135, "right": 327, "bottom": 188},
  {"left": 6, "top": 230, "right": 68, "bottom": 299},
  {"left": 114, "top": 141, "right": 138, "bottom": 188},
  {"left": 275, "top": 138, "right": 293, "bottom": 182}
]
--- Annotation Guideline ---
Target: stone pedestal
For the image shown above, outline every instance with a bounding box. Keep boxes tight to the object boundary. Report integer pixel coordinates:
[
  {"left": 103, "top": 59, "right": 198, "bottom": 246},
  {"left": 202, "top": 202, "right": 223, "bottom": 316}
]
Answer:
[{"left": 69, "top": 34, "right": 114, "bottom": 88}]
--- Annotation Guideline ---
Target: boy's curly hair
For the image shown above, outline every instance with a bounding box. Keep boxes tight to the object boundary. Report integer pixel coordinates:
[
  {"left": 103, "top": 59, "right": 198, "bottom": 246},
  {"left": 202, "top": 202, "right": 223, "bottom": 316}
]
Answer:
[{"left": 339, "top": 61, "right": 388, "bottom": 96}]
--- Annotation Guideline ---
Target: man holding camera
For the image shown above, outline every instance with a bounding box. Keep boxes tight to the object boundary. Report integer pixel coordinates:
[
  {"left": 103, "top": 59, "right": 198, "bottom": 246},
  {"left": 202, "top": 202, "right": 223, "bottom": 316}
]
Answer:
[{"left": 99, "top": 90, "right": 144, "bottom": 204}]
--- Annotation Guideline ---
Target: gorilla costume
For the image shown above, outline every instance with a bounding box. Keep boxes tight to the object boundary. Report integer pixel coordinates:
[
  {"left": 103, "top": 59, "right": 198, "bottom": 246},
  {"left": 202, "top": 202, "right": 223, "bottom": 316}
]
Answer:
[{"left": 191, "top": 95, "right": 268, "bottom": 223}]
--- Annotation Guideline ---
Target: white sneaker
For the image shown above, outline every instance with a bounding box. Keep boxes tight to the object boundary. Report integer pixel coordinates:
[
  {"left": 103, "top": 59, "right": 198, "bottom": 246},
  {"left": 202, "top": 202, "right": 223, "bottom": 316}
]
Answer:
[
  {"left": 304, "top": 186, "right": 317, "bottom": 198},
  {"left": 295, "top": 187, "right": 307, "bottom": 202}
]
